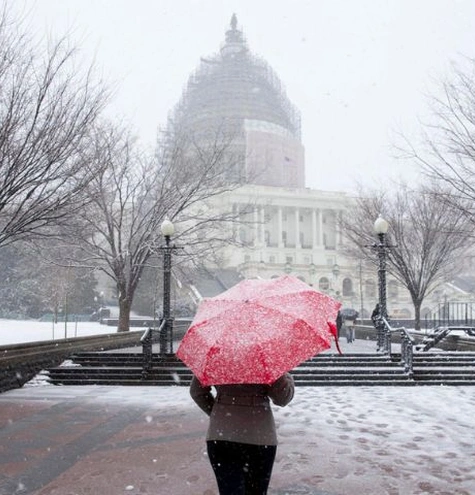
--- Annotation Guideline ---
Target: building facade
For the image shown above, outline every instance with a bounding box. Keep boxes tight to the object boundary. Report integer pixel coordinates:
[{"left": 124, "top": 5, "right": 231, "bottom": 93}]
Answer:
[{"left": 211, "top": 184, "right": 416, "bottom": 318}]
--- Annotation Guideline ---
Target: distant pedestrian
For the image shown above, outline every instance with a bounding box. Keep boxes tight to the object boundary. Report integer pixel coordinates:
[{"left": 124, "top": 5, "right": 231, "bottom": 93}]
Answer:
[
  {"left": 190, "top": 373, "right": 295, "bottom": 494},
  {"left": 345, "top": 319, "right": 355, "bottom": 343},
  {"left": 336, "top": 310, "right": 343, "bottom": 338},
  {"left": 371, "top": 303, "right": 380, "bottom": 328}
]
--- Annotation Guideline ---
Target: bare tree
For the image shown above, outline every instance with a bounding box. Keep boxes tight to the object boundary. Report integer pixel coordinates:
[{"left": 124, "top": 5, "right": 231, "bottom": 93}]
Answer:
[
  {"left": 0, "top": 6, "right": 108, "bottom": 247},
  {"left": 341, "top": 184, "right": 472, "bottom": 329},
  {"left": 58, "top": 123, "right": 243, "bottom": 332},
  {"left": 0, "top": 240, "right": 97, "bottom": 319},
  {"left": 400, "top": 58, "right": 475, "bottom": 224}
]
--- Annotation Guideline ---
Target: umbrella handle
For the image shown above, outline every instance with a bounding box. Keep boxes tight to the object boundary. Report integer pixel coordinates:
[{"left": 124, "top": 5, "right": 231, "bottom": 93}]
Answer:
[{"left": 327, "top": 321, "right": 343, "bottom": 356}]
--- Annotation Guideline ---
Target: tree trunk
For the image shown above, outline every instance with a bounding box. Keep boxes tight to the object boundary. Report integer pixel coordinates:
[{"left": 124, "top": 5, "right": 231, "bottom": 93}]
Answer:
[
  {"left": 413, "top": 300, "right": 422, "bottom": 331},
  {"left": 117, "top": 296, "right": 131, "bottom": 332}
]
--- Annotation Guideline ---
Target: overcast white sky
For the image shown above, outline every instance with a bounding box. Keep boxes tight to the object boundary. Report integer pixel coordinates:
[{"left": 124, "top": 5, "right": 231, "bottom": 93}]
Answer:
[{"left": 13, "top": 0, "right": 475, "bottom": 192}]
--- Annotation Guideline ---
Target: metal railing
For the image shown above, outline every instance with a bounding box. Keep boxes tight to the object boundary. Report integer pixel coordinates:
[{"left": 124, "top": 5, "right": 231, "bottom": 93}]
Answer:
[
  {"left": 382, "top": 316, "right": 414, "bottom": 376},
  {"left": 424, "top": 302, "right": 475, "bottom": 330},
  {"left": 417, "top": 326, "right": 475, "bottom": 352},
  {"left": 141, "top": 320, "right": 166, "bottom": 376}
]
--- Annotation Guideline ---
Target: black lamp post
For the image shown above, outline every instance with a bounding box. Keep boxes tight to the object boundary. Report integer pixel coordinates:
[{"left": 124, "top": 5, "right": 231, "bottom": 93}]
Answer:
[
  {"left": 284, "top": 261, "right": 292, "bottom": 274},
  {"left": 373, "top": 215, "right": 390, "bottom": 353},
  {"left": 160, "top": 218, "right": 175, "bottom": 356},
  {"left": 309, "top": 263, "right": 316, "bottom": 286},
  {"left": 332, "top": 263, "right": 340, "bottom": 296},
  {"left": 332, "top": 263, "right": 340, "bottom": 278}
]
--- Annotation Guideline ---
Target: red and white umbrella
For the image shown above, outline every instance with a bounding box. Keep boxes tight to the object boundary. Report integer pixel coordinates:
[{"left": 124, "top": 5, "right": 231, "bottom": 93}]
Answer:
[{"left": 177, "top": 275, "right": 341, "bottom": 385}]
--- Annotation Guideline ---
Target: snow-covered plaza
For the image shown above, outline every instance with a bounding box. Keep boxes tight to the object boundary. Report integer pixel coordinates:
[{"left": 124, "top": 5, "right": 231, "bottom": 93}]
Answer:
[
  {"left": 1, "top": 380, "right": 474, "bottom": 494},
  {"left": 0, "top": 320, "right": 474, "bottom": 494}
]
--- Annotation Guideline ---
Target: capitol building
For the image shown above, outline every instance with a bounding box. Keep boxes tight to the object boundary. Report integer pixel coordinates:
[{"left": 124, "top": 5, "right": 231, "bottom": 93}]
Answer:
[{"left": 168, "top": 15, "right": 417, "bottom": 319}]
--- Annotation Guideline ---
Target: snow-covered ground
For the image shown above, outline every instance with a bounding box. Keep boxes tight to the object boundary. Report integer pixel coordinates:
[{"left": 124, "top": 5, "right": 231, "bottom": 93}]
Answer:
[
  {"left": 4, "top": 376, "right": 475, "bottom": 493},
  {"left": 2, "top": 320, "right": 475, "bottom": 492},
  {"left": 0, "top": 318, "right": 379, "bottom": 350},
  {"left": 0, "top": 319, "right": 118, "bottom": 345}
]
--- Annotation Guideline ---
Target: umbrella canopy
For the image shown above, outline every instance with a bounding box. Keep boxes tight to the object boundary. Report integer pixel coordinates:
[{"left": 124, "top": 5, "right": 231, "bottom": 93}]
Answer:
[
  {"left": 340, "top": 308, "right": 359, "bottom": 319},
  {"left": 176, "top": 275, "right": 341, "bottom": 385}
]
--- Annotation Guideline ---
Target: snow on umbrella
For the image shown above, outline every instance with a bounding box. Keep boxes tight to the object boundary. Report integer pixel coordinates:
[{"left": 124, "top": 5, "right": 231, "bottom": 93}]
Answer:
[{"left": 176, "top": 275, "right": 341, "bottom": 386}]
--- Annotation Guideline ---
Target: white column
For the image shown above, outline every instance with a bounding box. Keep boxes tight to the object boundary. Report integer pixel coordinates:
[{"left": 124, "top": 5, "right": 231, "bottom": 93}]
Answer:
[
  {"left": 253, "top": 207, "right": 259, "bottom": 246},
  {"left": 295, "top": 208, "right": 301, "bottom": 248},
  {"left": 312, "top": 209, "right": 317, "bottom": 248},
  {"left": 336, "top": 209, "right": 342, "bottom": 246},
  {"left": 318, "top": 209, "right": 323, "bottom": 246},
  {"left": 278, "top": 207, "right": 283, "bottom": 247},
  {"left": 260, "top": 207, "right": 266, "bottom": 246}
]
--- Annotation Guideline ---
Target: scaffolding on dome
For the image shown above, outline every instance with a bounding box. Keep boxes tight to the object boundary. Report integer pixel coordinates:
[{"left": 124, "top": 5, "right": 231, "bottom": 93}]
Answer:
[{"left": 168, "top": 16, "right": 301, "bottom": 141}]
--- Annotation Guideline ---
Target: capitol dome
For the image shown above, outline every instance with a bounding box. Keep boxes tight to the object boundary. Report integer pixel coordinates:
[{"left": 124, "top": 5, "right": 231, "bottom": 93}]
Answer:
[{"left": 169, "top": 14, "right": 305, "bottom": 188}]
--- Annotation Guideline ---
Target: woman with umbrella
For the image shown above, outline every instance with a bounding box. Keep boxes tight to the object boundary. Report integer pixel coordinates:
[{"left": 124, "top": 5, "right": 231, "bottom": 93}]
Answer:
[
  {"left": 190, "top": 372, "right": 294, "bottom": 494},
  {"left": 177, "top": 275, "right": 341, "bottom": 494}
]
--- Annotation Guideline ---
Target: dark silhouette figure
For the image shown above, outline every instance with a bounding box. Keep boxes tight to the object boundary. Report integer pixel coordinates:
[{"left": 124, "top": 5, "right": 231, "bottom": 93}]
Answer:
[
  {"left": 190, "top": 374, "right": 295, "bottom": 494},
  {"left": 336, "top": 311, "right": 343, "bottom": 338}
]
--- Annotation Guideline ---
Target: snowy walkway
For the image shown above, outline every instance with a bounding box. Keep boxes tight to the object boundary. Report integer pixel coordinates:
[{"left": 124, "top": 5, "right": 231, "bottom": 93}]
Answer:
[{"left": 1, "top": 338, "right": 474, "bottom": 494}]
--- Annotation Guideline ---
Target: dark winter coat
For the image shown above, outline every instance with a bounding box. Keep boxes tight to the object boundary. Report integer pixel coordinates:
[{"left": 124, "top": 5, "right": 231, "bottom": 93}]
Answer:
[{"left": 190, "top": 373, "right": 295, "bottom": 446}]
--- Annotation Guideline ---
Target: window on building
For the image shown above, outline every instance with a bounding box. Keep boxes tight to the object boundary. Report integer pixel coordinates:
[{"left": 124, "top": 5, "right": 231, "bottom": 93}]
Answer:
[
  {"left": 269, "top": 255, "right": 275, "bottom": 263},
  {"left": 432, "top": 289, "right": 442, "bottom": 301},
  {"left": 282, "top": 231, "right": 287, "bottom": 245},
  {"left": 421, "top": 306, "right": 431, "bottom": 318},
  {"left": 365, "top": 279, "right": 376, "bottom": 298},
  {"left": 342, "top": 278, "right": 353, "bottom": 297},
  {"left": 286, "top": 256, "right": 293, "bottom": 264},
  {"left": 319, "top": 277, "right": 330, "bottom": 291},
  {"left": 388, "top": 280, "right": 398, "bottom": 298}
]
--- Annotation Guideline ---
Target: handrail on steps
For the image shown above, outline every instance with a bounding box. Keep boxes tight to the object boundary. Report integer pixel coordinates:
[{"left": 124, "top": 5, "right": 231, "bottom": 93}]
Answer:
[
  {"left": 382, "top": 317, "right": 415, "bottom": 377},
  {"left": 141, "top": 320, "right": 166, "bottom": 375}
]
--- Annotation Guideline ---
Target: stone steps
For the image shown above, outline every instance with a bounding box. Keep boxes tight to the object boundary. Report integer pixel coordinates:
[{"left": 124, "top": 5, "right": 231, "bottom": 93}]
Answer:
[{"left": 44, "top": 351, "right": 475, "bottom": 386}]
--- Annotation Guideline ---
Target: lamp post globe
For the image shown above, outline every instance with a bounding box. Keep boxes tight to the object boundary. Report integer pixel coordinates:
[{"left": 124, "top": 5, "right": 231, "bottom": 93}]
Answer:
[
  {"left": 374, "top": 215, "right": 389, "bottom": 235},
  {"left": 160, "top": 219, "right": 175, "bottom": 238}
]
